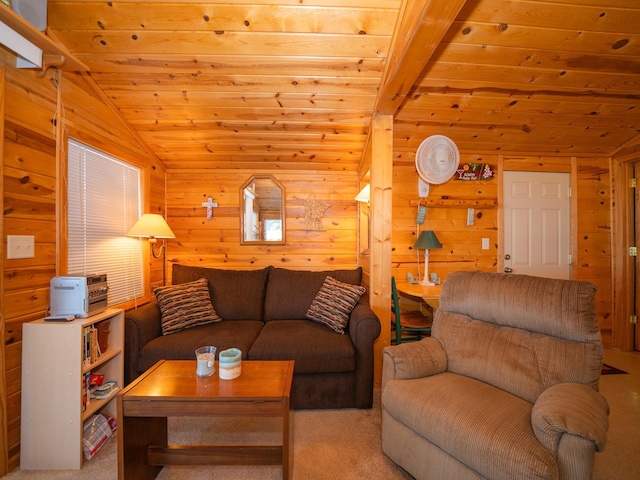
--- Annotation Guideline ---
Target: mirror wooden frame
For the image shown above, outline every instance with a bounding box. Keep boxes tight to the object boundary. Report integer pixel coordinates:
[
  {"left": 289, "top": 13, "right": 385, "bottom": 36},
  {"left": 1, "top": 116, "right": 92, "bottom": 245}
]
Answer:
[{"left": 240, "top": 175, "right": 286, "bottom": 245}]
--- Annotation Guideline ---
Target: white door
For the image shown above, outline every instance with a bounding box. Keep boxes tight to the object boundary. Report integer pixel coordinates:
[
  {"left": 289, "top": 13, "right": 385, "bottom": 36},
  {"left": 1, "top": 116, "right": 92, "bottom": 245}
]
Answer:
[{"left": 503, "top": 171, "right": 571, "bottom": 279}]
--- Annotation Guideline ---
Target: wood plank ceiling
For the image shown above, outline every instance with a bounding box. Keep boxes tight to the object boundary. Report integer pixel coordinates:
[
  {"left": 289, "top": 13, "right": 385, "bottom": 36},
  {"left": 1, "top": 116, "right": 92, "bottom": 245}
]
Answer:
[{"left": 45, "top": 0, "right": 640, "bottom": 171}]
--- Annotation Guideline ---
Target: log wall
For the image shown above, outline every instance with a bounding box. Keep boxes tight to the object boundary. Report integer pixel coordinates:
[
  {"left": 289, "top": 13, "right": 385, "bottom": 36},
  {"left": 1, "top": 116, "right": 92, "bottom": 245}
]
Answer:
[
  {"left": 164, "top": 170, "right": 360, "bottom": 275},
  {"left": 1, "top": 51, "right": 163, "bottom": 473},
  {"left": 2, "top": 59, "right": 59, "bottom": 474}
]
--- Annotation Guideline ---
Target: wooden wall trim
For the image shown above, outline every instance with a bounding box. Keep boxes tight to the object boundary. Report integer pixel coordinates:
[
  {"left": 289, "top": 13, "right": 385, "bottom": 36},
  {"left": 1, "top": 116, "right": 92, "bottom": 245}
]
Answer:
[
  {"left": 570, "top": 156, "right": 578, "bottom": 280},
  {"left": 55, "top": 70, "right": 65, "bottom": 277},
  {"left": 611, "top": 156, "right": 637, "bottom": 351},
  {"left": 0, "top": 61, "right": 9, "bottom": 477},
  {"left": 497, "top": 155, "right": 504, "bottom": 274}
]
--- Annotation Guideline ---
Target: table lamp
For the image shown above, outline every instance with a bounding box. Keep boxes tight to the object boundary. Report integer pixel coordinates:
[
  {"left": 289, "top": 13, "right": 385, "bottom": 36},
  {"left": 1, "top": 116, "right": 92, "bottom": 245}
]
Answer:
[{"left": 414, "top": 230, "right": 442, "bottom": 286}]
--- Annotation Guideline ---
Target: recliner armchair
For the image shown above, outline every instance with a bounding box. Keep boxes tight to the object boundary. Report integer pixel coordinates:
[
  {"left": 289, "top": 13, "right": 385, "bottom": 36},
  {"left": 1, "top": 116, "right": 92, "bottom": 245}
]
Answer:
[{"left": 382, "top": 271, "right": 609, "bottom": 480}]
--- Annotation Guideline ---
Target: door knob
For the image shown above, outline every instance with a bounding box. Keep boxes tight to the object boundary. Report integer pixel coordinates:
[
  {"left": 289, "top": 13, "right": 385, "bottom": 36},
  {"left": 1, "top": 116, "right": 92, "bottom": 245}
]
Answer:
[{"left": 504, "top": 267, "right": 513, "bottom": 273}]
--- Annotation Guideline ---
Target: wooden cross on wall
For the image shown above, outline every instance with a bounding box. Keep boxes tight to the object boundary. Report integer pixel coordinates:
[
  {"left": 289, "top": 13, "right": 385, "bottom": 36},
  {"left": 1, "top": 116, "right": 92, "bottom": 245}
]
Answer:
[{"left": 201, "top": 197, "right": 219, "bottom": 220}]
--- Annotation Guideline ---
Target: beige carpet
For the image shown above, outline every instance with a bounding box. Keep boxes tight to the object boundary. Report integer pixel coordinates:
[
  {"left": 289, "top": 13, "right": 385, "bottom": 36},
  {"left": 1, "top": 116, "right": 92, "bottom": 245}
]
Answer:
[{"left": 5, "top": 391, "right": 411, "bottom": 480}]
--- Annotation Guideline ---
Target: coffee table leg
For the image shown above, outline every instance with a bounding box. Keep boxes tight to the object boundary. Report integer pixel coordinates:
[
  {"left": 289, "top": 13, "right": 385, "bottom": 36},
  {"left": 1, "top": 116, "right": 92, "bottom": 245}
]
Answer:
[
  {"left": 283, "top": 396, "right": 293, "bottom": 480},
  {"left": 118, "top": 415, "right": 167, "bottom": 480}
]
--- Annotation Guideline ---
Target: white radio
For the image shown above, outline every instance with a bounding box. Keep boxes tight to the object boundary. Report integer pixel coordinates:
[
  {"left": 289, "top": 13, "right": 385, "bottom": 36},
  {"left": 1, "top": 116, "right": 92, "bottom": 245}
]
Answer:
[{"left": 49, "top": 274, "right": 108, "bottom": 318}]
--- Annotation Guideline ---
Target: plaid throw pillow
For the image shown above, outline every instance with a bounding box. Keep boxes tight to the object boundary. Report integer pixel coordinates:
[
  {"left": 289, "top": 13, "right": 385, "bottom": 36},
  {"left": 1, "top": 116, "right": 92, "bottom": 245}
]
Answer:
[
  {"left": 154, "top": 278, "right": 222, "bottom": 335},
  {"left": 306, "top": 276, "right": 365, "bottom": 334}
]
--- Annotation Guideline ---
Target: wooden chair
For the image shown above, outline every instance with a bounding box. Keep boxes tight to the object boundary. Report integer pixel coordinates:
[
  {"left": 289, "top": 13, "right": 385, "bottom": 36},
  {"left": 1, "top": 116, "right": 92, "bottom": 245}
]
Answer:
[{"left": 391, "top": 276, "right": 432, "bottom": 344}]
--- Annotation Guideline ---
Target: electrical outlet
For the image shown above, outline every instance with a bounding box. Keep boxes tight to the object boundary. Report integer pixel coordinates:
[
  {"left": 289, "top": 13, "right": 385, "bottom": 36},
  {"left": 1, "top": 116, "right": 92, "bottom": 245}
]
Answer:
[
  {"left": 7, "top": 235, "right": 35, "bottom": 259},
  {"left": 467, "top": 208, "right": 475, "bottom": 226}
]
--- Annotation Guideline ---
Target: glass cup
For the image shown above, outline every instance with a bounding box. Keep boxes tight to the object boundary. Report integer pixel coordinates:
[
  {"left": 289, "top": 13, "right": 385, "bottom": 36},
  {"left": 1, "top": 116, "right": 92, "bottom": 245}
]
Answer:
[{"left": 195, "top": 346, "right": 216, "bottom": 377}]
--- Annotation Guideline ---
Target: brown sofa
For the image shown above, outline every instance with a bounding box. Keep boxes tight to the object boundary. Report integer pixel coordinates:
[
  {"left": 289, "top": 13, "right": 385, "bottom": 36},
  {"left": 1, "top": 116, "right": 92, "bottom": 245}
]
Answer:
[
  {"left": 125, "top": 264, "right": 381, "bottom": 409},
  {"left": 382, "top": 271, "right": 609, "bottom": 479}
]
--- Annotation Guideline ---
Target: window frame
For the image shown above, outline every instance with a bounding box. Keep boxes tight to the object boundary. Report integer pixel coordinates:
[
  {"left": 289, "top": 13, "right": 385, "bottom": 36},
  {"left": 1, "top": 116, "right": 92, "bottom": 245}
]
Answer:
[{"left": 60, "top": 135, "right": 152, "bottom": 309}]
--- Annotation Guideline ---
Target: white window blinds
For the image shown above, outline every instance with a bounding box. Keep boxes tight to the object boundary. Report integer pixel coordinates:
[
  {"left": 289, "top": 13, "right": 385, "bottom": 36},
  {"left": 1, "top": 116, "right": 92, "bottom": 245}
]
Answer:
[{"left": 67, "top": 139, "right": 143, "bottom": 305}]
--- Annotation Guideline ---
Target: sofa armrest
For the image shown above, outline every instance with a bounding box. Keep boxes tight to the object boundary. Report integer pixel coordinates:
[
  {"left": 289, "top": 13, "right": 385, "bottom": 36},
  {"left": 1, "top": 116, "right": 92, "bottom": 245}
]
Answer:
[
  {"left": 124, "top": 302, "right": 162, "bottom": 385},
  {"left": 348, "top": 300, "right": 381, "bottom": 344},
  {"left": 348, "top": 300, "right": 382, "bottom": 408},
  {"left": 382, "top": 338, "right": 447, "bottom": 392},
  {"left": 532, "top": 382, "right": 609, "bottom": 453}
]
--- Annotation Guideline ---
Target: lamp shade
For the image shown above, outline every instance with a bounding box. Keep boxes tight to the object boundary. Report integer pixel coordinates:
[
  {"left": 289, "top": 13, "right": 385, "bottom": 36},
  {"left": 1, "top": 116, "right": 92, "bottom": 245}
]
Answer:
[
  {"left": 414, "top": 230, "right": 442, "bottom": 249},
  {"left": 355, "top": 184, "right": 370, "bottom": 203},
  {"left": 126, "top": 214, "right": 175, "bottom": 239}
]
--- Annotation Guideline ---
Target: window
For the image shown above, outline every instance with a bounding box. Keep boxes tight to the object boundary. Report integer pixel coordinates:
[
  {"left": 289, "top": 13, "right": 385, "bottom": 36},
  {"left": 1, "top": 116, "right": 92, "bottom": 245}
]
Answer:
[{"left": 67, "top": 139, "right": 143, "bottom": 305}]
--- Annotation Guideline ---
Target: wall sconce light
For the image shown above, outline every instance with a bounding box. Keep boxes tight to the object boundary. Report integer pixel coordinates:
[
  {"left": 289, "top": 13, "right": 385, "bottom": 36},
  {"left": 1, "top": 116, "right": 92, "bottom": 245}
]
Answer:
[
  {"left": 355, "top": 184, "right": 371, "bottom": 255},
  {"left": 414, "top": 230, "right": 442, "bottom": 286},
  {"left": 126, "top": 213, "right": 176, "bottom": 259},
  {"left": 355, "top": 184, "right": 370, "bottom": 204}
]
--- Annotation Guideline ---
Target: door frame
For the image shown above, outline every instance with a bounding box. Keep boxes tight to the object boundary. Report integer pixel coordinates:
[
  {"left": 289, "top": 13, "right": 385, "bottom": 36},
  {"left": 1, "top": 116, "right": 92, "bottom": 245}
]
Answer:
[{"left": 612, "top": 155, "right": 639, "bottom": 351}]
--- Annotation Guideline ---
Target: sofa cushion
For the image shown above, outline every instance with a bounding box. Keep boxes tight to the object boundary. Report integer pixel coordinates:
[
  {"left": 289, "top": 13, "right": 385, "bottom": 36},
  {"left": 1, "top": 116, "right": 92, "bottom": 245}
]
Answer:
[
  {"left": 153, "top": 278, "right": 221, "bottom": 335},
  {"left": 383, "top": 372, "right": 556, "bottom": 480},
  {"left": 137, "top": 320, "right": 264, "bottom": 375},
  {"left": 248, "top": 320, "right": 356, "bottom": 373},
  {"left": 172, "top": 264, "right": 269, "bottom": 321},
  {"left": 264, "top": 267, "right": 363, "bottom": 321},
  {"left": 306, "top": 276, "right": 365, "bottom": 334}
]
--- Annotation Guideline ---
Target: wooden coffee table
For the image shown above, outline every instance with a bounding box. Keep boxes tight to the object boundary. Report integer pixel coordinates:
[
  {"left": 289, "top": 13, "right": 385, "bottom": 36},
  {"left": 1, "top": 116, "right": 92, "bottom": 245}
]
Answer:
[{"left": 117, "top": 359, "right": 294, "bottom": 480}]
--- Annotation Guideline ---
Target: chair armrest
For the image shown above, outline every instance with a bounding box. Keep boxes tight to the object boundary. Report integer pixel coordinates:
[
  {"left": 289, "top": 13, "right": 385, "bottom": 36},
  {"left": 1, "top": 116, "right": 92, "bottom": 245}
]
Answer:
[
  {"left": 532, "top": 382, "right": 609, "bottom": 453},
  {"left": 382, "top": 338, "right": 447, "bottom": 392},
  {"left": 124, "top": 302, "right": 162, "bottom": 385}
]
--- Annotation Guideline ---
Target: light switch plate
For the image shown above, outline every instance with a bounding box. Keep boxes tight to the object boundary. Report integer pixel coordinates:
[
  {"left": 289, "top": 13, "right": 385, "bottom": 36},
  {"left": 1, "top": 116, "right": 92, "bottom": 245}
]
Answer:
[
  {"left": 7, "top": 235, "right": 35, "bottom": 259},
  {"left": 482, "top": 238, "right": 490, "bottom": 250}
]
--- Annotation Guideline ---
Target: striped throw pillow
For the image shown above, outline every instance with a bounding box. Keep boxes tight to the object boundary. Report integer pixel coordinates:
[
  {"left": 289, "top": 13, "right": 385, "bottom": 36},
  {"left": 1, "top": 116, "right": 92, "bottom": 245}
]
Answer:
[
  {"left": 306, "top": 276, "right": 366, "bottom": 334},
  {"left": 154, "top": 278, "right": 221, "bottom": 335}
]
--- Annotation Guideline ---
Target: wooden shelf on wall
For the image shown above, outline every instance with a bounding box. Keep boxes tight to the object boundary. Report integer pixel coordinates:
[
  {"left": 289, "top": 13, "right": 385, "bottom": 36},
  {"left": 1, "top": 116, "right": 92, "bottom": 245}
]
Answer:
[{"left": 0, "top": 5, "right": 89, "bottom": 73}]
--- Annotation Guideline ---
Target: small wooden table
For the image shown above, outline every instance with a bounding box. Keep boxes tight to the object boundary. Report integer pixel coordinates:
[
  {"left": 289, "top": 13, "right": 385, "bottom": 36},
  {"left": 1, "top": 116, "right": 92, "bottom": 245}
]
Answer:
[
  {"left": 394, "top": 281, "right": 441, "bottom": 310},
  {"left": 117, "top": 359, "right": 294, "bottom": 480}
]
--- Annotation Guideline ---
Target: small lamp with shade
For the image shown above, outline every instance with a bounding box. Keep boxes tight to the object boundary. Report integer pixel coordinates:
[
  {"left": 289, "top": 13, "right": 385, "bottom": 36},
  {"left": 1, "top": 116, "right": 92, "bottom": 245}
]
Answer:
[{"left": 414, "top": 230, "right": 442, "bottom": 286}]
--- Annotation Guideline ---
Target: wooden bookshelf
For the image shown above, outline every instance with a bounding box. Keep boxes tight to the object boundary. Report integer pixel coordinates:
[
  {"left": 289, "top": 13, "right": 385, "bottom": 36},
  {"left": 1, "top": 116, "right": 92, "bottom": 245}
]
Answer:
[{"left": 20, "top": 308, "right": 123, "bottom": 470}]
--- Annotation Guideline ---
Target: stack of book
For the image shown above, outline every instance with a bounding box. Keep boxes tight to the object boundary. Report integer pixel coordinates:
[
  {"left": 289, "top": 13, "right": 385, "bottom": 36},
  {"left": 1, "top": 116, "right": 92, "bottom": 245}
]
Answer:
[{"left": 90, "top": 381, "right": 118, "bottom": 400}]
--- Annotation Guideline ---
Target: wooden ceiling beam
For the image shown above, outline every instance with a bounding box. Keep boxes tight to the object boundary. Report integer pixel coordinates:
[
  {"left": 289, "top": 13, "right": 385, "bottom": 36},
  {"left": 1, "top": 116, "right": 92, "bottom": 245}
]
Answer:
[{"left": 375, "top": 0, "right": 468, "bottom": 116}]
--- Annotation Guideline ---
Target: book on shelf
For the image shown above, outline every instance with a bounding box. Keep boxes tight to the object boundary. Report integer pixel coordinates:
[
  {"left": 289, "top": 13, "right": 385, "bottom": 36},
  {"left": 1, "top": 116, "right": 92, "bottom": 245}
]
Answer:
[
  {"left": 83, "top": 325, "right": 103, "bottom": 367},
  {"left": 82, "top": 374, "right": 88, "bottom": 412}
]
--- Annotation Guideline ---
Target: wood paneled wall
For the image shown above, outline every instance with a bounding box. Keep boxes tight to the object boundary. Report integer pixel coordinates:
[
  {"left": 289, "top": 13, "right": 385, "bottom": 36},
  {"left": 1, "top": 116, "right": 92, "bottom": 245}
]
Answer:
[
  {"left": 391, "top": 151, "right": 613, "bottom": 347},
  {"left": 393, "top": 152, "right": 499, "bottom": 283},
  {"left": 2, "top": 56, "right": 59, "bottom": 473},
  {"left": 1, "top": 52, "right": 164, "bottom": 473},
  {"left": 575, "top": 157, "right": 613, "bottom": 346},
  {"left": 164, "top": 170, "right": 360, "bottom": 275}
]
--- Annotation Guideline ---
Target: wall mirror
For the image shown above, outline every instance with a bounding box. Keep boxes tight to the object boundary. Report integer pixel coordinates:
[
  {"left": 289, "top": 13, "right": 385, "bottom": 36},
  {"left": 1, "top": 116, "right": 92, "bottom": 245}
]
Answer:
[{"left": 240, "top": 175, "right": 286, "bottom": 244}]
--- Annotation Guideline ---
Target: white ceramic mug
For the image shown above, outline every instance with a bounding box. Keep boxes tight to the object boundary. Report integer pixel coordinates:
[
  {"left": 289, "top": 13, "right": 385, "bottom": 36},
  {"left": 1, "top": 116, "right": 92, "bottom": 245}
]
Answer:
[{"left": 218, "top": 348, "right": 242, "bottom": 380}]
